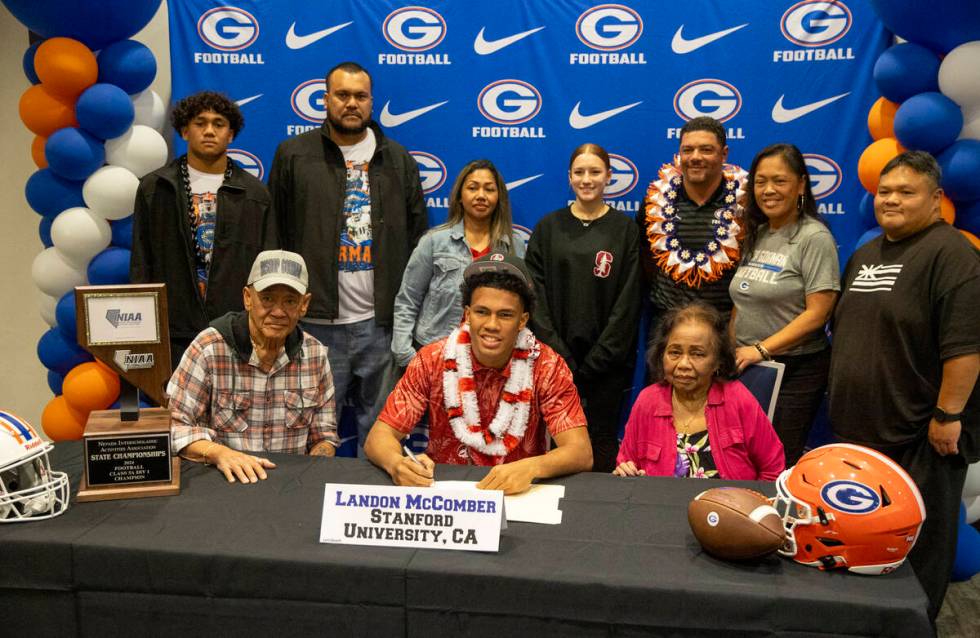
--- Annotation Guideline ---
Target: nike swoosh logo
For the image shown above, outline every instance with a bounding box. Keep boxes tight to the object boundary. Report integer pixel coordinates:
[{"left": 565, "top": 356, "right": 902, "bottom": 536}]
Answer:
[
  {"left": 285, "top": 21, "right": 353, "bottom": 50},
  {"left": 771, "top": 92, "right": 850, "bottom": 123},
  {"left": 379, "top": 100, "right": 449, "bottom": 127},
  {"left": 473, "top": 26, "right": 546, "bottom": 55},
  {"left": 505, "top": 174, "right": 543, "bottom": 191},
  {"left": 569, "top": 101, "right": 642, "bottom": 129},
  {"left": 235, "top": 94, "right": 263, "bottom": 106},
  {"left": 671, "top": 23, "right": 748, "bottom": 54}
]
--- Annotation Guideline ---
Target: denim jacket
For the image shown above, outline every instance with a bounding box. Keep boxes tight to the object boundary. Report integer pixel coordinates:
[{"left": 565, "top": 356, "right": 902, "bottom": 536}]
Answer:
[{"left": 391, "top": 221, "right": 525, "bottom": 366}]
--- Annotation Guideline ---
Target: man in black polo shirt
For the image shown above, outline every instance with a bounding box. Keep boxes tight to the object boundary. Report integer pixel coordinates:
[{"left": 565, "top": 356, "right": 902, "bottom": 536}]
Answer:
[{"left": 639, "top": 116, "right": 747, "bottom": 340}]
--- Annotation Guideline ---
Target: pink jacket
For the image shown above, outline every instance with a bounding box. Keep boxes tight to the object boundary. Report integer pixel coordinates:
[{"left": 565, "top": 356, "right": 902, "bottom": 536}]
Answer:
[{"left": 617, "top": 380, "right": 785, "bottom": 481}]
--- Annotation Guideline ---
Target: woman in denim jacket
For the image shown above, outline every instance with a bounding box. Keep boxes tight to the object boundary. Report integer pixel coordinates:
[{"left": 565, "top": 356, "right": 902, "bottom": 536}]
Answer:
[{"left": 392, "top": 160, "right": 524, "bottom": 367}]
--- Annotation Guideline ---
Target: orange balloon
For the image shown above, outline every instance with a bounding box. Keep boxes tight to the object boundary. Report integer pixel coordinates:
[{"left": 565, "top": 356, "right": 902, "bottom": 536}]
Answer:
[
  {"left": 34, "top": 37, "right": 98, "bottom": 100},
  {"left": 857, "top": 138, "right": 905, "bottom": 194},
  {"left": 867, "top": 96, "right": 899, "bottom": 141},
  {"left": 31, "top": 135, "right": 47, "bottom": 169},
  {"left": 18, "top": 84, "right": 77, "bottom": 138},
  {"left": 961, "top": 230, "right": 980, "bottom": 250},
  {"left": 63, "top": 361, "right": 121, "bottom": 413},
  {"left": 41, "top": 395, "right": 87, "bottom": 441},
  {"left": 940, "top": 195, "right": 956, "bottom": 225}
]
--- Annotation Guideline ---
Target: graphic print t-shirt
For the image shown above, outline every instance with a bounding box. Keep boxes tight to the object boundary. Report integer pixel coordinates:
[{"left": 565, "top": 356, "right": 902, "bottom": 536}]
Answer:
[
  {"left": 333, "top": 128, "right": 377, "bottom": 324},
  {"left": 828, "top": 222, "right": 980, "bottom": 447},
  {"left": 187, "top": 165, "right": 224, "bottom": 299}
]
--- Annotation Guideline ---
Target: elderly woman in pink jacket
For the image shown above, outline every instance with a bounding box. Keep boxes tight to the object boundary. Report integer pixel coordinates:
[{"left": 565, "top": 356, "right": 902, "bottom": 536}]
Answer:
[{"left": 614, "top": 302, "right": 785, "bottom": 480}]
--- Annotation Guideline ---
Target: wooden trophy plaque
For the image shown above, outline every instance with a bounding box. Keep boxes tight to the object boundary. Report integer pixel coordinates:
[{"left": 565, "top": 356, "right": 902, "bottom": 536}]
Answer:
[{"left": 74, "top": 284, "right": 179, "bottom": 501}]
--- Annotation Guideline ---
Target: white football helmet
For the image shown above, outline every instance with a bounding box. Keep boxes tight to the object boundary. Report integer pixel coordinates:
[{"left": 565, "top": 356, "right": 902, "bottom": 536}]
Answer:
[{"left": 0, "top": 410, "right": 70, "bottom": 522}]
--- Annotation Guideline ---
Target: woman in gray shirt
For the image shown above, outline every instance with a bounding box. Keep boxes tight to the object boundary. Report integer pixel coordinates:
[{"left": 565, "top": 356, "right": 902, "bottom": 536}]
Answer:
[{"left": 729, "top": 144, "right": 840, "bottom": 465}]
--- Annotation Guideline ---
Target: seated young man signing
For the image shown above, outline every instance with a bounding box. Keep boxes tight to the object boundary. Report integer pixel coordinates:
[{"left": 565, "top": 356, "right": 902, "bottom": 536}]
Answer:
[{"left": 365, "top": 253, "right": 593, "bottom": 494}]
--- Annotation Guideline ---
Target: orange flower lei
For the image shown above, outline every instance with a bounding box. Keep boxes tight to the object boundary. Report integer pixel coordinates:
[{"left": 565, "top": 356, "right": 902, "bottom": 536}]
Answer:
[{"left": 643, "top": 161, "right": 748, "bottom": 287}]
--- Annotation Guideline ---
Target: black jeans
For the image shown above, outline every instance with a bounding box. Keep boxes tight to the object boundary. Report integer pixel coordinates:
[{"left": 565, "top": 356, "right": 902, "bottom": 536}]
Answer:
[
  {"left": 574, "top": 368, "right": 632, "bottom": 473},
  {"left": 874, "top": 437, "right": 968, "bottom": 623},
  {"left": 772, "top": 347, "right": 831, "bottom": 466}
]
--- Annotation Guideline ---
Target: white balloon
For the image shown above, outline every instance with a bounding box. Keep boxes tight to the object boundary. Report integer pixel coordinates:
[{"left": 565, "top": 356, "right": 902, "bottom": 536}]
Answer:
[
  {"left": 959, "top": 105, "right": 980, "bottom": 141},
  {"left": 966, "top": 495, "right": 980, "bottom": 526},
  {"left": 31, "top": 247, "right": 88, "bottom": 298},
  {"left": 105, "top": 125, "right": 169, "bottom": 178},
  {"left": 38, "top": 292, "right": 58, "bottom": 327},
  {"left": 131, "top": 89, "right": 167, "bottom": 132},
  {"left": 939, "top": 40, "right": 980, "bottom": 110},
  {"left": 51, "top": 207, "right": 111, "bottom": 268},
  {"left": 83, "top": 165, "right": 140, "bottom": 220},
  {"left": 964, "top": 461, "right": 980, "bottom": 499}
]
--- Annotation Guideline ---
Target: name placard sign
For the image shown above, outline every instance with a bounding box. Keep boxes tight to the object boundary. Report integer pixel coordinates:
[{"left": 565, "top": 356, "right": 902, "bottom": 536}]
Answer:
[{"left": 320, "top": 484, "right": 505, "bottom": 552}]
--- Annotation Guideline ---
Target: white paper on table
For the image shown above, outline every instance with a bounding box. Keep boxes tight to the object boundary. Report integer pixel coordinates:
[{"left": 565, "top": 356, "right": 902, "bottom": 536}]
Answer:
[{"left": 433, "top": 481, "right": 565, "bottom": 525}]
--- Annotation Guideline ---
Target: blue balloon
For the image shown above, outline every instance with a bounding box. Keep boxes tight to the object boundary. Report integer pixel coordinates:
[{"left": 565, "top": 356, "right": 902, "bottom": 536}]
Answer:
[
  {"left": 110, "top": 215, "right": 134, "bottom": 249},
  {"left": 87, "top": 247, "right": 131, "bottom": 285},
  {"left": 871, "top": 0, "right": 980, "bottom": 55},
  {"left": 45, "top": 128, "right": 105, "bottom": 181},
  {"left": 98, "top": 40, "right": 156, "bottom": 95},
  {"left": 39, "top": 216, "right": 54, "bottom": 247},
  {"left": 952, "top": 522, "right": 980, "bottom": 582},
  {"left": 55, "top": 290, "right": 77, "bottom": 340},
  {"left": 938, "top": 140, "right": 980, "bottom": 203},
  {"left": 873, "top": 43, "right": 940, "bottom": 103},
  {"left": 76, "top": 83, "right": 135, "bottom": 140},
  {"left": 47, "top": 370, "right": 65, "bottom": 395},
  {"left": 894, "top": 92, "right": 964, "bottom": 155},
  {"left": 22, "top": 40, "right": 41, "bottom": 84},
  {"left": 859, "top": 192, "right": 877, "bottom": 231},
  {"left": 856, "top": 227, "right": 883, "bottom": 251},
  {"left": 37, "top": 328, "right": 92, "bottom": 376},
  {"left": 954, "top": 198, "right": 980, "bottom": 237},
  {"left": 24, "top": 169, "right": 85, "bottom": 218},
  {"left": 1, "top": 0, "right": 162, "bottom": 51}
]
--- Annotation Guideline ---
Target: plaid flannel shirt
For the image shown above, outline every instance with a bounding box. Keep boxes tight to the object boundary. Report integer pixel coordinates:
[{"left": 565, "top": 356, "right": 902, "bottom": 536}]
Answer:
[{"left": 168, "top": 327, "right": 338, "bottom": 454}]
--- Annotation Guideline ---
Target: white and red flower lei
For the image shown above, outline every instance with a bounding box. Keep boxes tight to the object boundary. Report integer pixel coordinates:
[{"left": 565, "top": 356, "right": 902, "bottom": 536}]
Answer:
[
  {"left": 442, "top": 323, "right": 538, "bottom": 457},
  {"left": 643, "top": 160, "right": 748, "bottom": 287}
]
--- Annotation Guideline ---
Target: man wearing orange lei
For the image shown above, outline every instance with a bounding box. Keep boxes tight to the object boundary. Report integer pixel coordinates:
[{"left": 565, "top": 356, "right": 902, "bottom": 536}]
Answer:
[
  {"left": 640, "top": 116, "right": 748, "bottom": 339},
  {"left": 365, "top": 253, "right": 593, "bottom": 494}
]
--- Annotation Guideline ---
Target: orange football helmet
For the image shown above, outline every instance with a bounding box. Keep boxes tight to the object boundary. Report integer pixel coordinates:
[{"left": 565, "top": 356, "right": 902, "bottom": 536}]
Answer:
[{"left": 772, "top": 443, "right": 925, "bottom": 575}]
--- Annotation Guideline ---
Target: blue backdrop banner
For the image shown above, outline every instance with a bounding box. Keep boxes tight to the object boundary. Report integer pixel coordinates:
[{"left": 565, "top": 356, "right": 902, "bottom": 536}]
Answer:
[{"left": 169, "top": 0, "right": 888, "bottom": 264}]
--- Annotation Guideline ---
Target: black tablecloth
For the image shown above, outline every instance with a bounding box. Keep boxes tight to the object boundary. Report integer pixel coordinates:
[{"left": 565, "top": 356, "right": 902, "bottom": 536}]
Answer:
[{"left": 0, "top": 442, "right": 931, "bottom": 637}]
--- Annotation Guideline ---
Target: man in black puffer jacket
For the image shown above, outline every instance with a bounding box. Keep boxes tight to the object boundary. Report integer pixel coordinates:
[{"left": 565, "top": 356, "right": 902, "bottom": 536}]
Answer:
[
  {"left": 131, "top": 91, "right": 275, "bottom": 370},
  {"left": 269, "top": 61, "right": 427, "bottom": 456}
]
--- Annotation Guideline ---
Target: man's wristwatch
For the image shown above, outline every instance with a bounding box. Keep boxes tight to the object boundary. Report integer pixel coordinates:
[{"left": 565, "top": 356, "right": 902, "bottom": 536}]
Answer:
[{"left": 933, "top": 406, "right": 963, "bottom": 423}]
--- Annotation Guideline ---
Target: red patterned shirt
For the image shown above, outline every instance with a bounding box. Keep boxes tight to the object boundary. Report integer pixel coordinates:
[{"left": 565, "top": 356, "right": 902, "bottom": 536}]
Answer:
[{"left": 379, "top": 336, "right": 586, "bottom": 465}]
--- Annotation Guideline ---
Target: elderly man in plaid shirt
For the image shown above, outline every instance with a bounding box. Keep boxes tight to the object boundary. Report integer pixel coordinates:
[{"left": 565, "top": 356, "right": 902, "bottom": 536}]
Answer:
[{"left": 168, "top": 250, "right": 338, "bottom": 484}]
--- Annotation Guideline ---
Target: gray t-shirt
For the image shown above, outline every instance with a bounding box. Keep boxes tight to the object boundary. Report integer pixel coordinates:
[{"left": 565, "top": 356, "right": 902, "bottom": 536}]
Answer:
[{"left": 730, "top": 216, "right": 840, "bottom": 356}]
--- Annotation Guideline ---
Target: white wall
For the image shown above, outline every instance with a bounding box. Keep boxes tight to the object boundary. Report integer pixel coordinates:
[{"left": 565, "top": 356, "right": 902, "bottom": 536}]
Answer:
[{"left": 0, "top": 2, "right": 172, "bottom": 428}]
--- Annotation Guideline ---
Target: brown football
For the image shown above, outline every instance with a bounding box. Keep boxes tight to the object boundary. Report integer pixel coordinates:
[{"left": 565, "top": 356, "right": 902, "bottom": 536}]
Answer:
[{"left": 688, "top": 487, "right": 786, "bottom": 560}]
